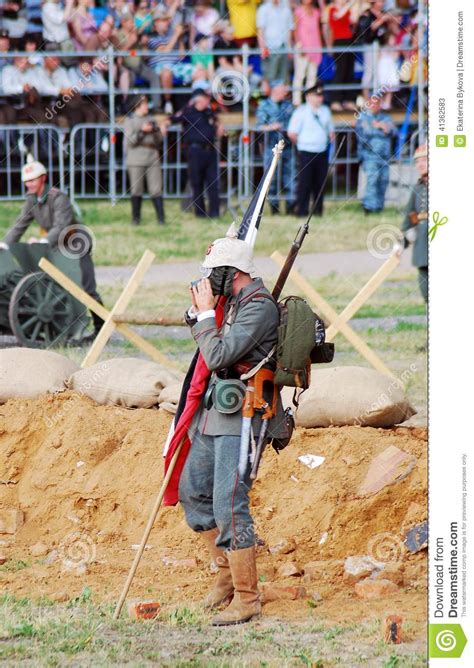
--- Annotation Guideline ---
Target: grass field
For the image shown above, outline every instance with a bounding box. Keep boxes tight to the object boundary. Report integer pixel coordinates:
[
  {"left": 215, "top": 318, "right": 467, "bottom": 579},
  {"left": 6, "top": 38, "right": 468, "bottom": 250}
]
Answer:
[
  {"left": 0, "top": 200, "right": 404, "bottom": 266},
  {"left": 0, "top": 594, "right": 426, "bottom": 667}
]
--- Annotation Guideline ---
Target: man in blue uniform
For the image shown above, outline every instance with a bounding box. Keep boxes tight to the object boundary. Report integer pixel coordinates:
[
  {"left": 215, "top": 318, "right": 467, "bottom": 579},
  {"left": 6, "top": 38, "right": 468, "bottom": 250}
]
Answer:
[
  {"left": 162, "top": 89, "right": 225, "bottom": 219},
  {"left": 287, "top": 82, "right": 335, "bottom": 217},
  {"left": 256, "top": 81, "right": 295, "bottom": 215},
  {"left": 355, "top": 95, "right": 395, "bottom": 214}
]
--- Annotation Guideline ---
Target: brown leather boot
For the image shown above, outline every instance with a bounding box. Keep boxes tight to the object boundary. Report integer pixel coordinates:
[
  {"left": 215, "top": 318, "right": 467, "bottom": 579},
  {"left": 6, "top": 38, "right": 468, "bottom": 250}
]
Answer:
[
  {"left": 200, "top": 528, "right": 234, "bottom": 610},
  {"left": 211, "top": 545, "right": 261, "bottom": 626}
]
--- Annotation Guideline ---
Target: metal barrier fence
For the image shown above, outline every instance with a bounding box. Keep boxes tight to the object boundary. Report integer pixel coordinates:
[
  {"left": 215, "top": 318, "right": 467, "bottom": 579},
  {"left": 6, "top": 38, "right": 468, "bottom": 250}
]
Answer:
[
  {"left": 0, "top": 125, "right": 66, "bottom": 197},
  {"left": 0, "top": 121, "right": 421, "bottom": 207}
]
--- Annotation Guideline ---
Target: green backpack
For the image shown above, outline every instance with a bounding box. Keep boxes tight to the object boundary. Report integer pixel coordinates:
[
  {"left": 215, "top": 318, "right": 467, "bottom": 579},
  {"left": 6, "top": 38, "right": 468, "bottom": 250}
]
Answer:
[{"left": 273, "top": 296, "right": 334, "bottom": 389}]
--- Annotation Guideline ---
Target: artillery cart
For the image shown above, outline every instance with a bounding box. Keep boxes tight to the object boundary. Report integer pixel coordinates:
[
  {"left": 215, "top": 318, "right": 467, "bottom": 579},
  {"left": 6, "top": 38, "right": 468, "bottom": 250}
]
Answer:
[{"left": 0, "top": 243, "right": 90, "bottom": 348}]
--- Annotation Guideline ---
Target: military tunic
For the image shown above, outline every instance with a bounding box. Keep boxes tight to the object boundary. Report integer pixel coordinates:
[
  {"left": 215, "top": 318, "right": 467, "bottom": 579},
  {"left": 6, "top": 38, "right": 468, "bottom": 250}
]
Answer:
[
  {"left": 179, "top": 277, "right": 288, "bottom": 551},
  {"left": 4, "top": 186, "right": 102, "bottom": 323},
  {"left": 124, "top": 113, "right": 163, "bottom": 197},
  {"left": 355, "top": 109, "right": 395, "bottom": 212},
  {"left": 401, "top": 177, "right": 428, "bottom": 302}
]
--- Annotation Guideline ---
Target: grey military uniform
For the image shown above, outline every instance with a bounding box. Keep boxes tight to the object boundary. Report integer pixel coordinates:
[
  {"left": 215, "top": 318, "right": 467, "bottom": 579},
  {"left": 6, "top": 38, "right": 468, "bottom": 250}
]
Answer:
[
  {"left": 3, "top": 186, "right": 102, "bottom": 320},
  {"left": 5, "top": 186, "right": 79, "bottom": 247},
  {"left": 124, "top": 113, "right": 163, "bottom": 197},
  {"left": 401, "top": 177, "right": 428, "bottom": 301},
  {"left": 190, "top": 278, "right": 287, "bottom": 439},
  {"left": 179, "top": 277, "right": 287, "bottom": 551}
]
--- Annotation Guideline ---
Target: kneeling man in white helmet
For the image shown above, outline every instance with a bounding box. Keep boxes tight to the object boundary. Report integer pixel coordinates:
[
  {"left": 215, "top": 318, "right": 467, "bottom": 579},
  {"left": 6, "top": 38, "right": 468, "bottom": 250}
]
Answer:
[
  {"left": 1, "top": 156, "right": 103, "bottom": 336},
  {"left": 179, "top": 224, "right": 288, "bottom": 626}
]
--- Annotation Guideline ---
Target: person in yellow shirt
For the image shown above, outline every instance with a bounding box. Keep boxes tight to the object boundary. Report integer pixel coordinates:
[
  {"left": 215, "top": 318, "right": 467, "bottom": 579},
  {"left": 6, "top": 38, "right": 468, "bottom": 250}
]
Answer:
[{"left": 226, "top": 0, "right": 260, "bottom": 46}]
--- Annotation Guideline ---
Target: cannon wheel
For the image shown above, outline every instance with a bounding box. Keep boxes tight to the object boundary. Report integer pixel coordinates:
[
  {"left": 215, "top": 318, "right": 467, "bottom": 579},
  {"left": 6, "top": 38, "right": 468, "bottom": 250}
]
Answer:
[{"left": 8, "top": 272, "right": 76, "bottom": 348}]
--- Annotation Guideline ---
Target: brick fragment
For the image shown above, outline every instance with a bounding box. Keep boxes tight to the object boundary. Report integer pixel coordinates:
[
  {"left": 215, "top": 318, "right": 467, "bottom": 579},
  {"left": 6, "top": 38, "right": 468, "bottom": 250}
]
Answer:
[
  {"left": 260, "top": 582, "right": 307, "bottom": 603},
  {"left": 355, "top": 578, "right": 399, "bottom": 599},
  {"left": 0, "top": 509, "right": 24, "bottom": 535}
]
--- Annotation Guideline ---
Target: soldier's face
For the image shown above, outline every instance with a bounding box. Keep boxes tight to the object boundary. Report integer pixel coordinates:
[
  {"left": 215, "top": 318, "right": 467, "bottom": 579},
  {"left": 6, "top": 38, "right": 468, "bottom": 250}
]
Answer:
[
  {"left": 25, "top": 175, "right": 46, "bottom": 195},
  {"left": 415, "top": 156, "right": 428, "bottom": 177}
]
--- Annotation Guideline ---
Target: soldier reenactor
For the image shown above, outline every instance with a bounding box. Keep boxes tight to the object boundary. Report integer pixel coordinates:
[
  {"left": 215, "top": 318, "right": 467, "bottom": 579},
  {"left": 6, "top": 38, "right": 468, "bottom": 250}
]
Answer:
[
  {"left": 401, "top": 143, "right": 428, "bottom": 303},
  {"left": 161, "top": 88, "right": 225, "bottom": 219},
  {"left": 0, "top": 156, "right": 104, "bottom": 336},
  {"left": 355, "top": 94, "right": 395, "bottom": 214},
  {"left": 124, "top": 95, "right": 165, "bottom": 226},
  {"left": 179, "top": 224, "right": 288, "bottom": 625},
  {"left": 256, "top": 81, "right": 295, "bottom": 215}
]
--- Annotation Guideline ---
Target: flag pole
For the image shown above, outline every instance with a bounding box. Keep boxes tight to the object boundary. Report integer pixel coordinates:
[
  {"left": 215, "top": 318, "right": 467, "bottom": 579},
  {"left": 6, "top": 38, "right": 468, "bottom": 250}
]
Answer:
[{"left": 113, "top": 439, "right": 185, "bottom": 619}]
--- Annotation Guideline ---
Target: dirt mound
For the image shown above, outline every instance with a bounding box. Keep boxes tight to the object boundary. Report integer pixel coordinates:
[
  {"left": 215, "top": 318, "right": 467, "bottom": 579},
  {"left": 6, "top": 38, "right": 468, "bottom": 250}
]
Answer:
[{"left": 0, "top": 392, "right": 427, "bottom": 628}]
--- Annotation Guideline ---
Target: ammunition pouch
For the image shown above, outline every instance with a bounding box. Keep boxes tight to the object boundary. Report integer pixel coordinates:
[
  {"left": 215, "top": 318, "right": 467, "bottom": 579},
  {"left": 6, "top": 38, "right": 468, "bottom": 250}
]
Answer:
[{"left": 205, "top": 377, "right": 247, "bottom": 414}]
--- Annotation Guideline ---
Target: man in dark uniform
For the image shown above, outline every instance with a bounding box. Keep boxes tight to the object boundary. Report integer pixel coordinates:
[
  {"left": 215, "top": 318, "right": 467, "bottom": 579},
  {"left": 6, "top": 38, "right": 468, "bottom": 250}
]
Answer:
[
  {"left": 0, "top": 156, "right": 104, "bottom": 335},
  {"left": 161, "top": 89, "right": 225, "bottom": 219},
  {"left": 179, "top": 224, "right": 288, "bottom": 626},
  {"left": 401, "top": 144, "right": 428, "bottom": 303}
]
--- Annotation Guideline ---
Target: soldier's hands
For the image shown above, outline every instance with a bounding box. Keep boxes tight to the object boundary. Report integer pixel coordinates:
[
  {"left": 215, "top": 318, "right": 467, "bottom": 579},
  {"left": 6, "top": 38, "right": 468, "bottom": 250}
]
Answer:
[
  {"left": 192, "top": 278, "right": 217, "bottom": 312},
  {"left": 189, "top": 285, "right": 198, "bottom": 309}
]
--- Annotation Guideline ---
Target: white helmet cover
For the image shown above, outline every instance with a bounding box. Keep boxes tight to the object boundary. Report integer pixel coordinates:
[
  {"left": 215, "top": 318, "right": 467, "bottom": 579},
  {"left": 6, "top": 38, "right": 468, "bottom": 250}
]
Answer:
[
  {"left": 21, "top": 154, "right": 47, "bottom": 182},
  {"left": 201, "top": 223, "right": 257, "bottom": 275}
]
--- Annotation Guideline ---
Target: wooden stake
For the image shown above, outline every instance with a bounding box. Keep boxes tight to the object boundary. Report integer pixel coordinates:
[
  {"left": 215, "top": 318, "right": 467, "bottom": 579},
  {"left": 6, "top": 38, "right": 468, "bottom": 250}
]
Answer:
[
  {"left": 271, "top": 251, "right": 396, "bottom": 379},
  {"left": 325, "top": 252, "right": 400, "bottom": 341},
  {"left": 82, "top": 250, "right": 155, "bottom": 368},
  {"left": 38, "top": 257, "right": 178, "bottom": 369},
  {"left": 112, "top": 315, "right": 184, "bottom": 327},
  {"left": 113, "top": 439, "right": 185, "bottom": 620}
]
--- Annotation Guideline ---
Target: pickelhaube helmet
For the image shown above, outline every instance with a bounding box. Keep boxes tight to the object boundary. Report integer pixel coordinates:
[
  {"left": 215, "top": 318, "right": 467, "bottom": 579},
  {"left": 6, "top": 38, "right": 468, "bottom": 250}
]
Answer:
[
  {"left": 200, "top": 223, "right": 257, "bottom": 276},
  {"left": 21, "top": 154, "right": 47, "bottom": 182}
]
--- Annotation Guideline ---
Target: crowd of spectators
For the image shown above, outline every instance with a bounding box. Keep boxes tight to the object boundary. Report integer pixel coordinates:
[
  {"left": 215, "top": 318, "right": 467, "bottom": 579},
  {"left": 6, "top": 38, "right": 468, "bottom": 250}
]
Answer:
[{"left": 0, "top": 0, "right": 426, "bottom": 128}]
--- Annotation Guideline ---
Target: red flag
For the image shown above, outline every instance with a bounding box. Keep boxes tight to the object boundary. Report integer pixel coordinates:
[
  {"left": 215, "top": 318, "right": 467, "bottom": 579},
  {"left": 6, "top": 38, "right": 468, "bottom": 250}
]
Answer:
[{"left": 163, "top": 140, "right": 286, "bottom": 506}]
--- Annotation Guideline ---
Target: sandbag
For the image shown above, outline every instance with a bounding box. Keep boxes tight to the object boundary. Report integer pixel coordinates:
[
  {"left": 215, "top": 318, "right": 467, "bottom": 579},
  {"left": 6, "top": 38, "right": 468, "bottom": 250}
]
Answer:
[
  {"left": 296, "top": 366, "right": 416, "bottom": 428},
  {"left": 157, "top": 381, "right": 183, "bottom": 415},
  {"left": 0, "top": 348, "right": 79, "bottom": 403},
  {"left": 67, "top": 358, "right": 184, "bottom": 409}
]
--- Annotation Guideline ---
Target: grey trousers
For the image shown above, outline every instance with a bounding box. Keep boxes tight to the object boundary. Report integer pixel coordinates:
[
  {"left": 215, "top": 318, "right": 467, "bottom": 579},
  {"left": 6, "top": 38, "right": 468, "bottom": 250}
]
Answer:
[
  {"left": 179, "top": 432, "right": 256, "bottom": 551},
  {"left": 127, "top": 162, "right": 163, "bottom": 197}
]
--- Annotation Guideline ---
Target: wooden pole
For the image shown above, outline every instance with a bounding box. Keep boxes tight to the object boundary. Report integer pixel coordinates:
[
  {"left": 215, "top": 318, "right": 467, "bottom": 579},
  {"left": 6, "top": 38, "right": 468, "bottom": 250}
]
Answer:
[
  {"left": 82, "top": 250, "right": 155, "bottom": 368},
  {"left": 113, "top": 439, "right": 185, "bottom": 620},
  {"left": 325, "top": 252, "right": 400, "bottom": 341},
  {"left": 38, "top": 258, "right": 178, "bottom": 369},
  {"left": 112, "top": 315, "right": 184, "bottom": 327},
  {"left": 271, "top": 251, "right": 396, "bottom": 379}
]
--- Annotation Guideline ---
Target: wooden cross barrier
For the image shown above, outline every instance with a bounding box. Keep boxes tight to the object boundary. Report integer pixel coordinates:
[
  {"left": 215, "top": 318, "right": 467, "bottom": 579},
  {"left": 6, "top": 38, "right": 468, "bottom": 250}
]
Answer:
[
  {"left": 271, "top": 251, "right": 401, "bottom": 380},
  {"left": 38, "top": 252, "right": 178, "bottom": 370}
]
